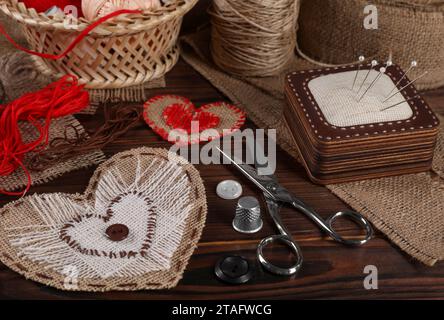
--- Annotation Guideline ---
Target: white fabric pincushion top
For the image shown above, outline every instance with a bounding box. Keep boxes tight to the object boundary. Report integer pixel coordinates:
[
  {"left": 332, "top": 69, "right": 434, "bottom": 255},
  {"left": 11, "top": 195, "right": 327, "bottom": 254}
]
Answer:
[{"left": 308, "top": 70, "right": 412, "bottom": 127}]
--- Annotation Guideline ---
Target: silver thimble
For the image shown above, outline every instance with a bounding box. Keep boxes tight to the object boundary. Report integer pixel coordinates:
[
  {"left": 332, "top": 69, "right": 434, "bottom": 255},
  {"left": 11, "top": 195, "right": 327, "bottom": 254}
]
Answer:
[{"left": 233, "top": 196, "right": 263, "bottom": 234}]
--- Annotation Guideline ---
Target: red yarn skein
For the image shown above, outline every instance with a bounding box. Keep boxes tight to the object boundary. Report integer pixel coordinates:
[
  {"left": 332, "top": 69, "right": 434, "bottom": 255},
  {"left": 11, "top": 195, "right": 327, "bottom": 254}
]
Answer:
[
  {"left": 21, "top": 0, "right": 82, "bottom": 14},
  {"left": 0, "top": 75, "right": 89, "bottom": 196}
]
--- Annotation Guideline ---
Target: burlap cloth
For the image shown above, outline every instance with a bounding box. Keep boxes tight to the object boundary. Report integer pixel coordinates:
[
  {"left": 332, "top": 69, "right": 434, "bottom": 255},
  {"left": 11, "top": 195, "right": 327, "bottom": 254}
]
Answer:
[
  {"left": 0, "top": 116, "right": 106, "bottom": 193},
  {"left": 297, "top": 0, "right": 444, "bottom": 90},
  {"left": 0, "top": 11, "right": 166, "bottom": 108},
  {"left": 0, "top": 147, "right": 207, "bottom": 291},
  {"left": 180, "top": 29, "right": 444, "bottom": 266}
]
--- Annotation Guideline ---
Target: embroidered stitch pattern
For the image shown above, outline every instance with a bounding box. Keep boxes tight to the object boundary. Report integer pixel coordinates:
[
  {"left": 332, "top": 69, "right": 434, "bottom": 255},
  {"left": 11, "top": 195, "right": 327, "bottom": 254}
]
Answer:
[
  {"left": 0, "top": 148, "right": 208, "bottom": 291},
  {"left": 59, "top": 192, "right": 157, "bottom": 259},
  {"left": 143, "top": 95, "right": 246, "bottom": 144}
]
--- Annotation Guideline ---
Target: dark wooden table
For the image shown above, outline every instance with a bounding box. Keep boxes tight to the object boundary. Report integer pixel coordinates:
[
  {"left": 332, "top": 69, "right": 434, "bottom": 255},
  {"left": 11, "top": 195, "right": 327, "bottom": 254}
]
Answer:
[{"left": 0, "top": 58, "right": 443, "bottom": 300}]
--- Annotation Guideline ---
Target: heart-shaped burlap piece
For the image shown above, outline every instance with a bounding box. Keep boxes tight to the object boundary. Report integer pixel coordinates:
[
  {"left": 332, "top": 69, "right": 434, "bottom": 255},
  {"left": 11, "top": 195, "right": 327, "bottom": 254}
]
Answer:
[
  {"left": 0, "top": 147, "right": 207, "bottom": 291},
  {"left": 143, "top": 95, "right": 246, "bottom": 144}
]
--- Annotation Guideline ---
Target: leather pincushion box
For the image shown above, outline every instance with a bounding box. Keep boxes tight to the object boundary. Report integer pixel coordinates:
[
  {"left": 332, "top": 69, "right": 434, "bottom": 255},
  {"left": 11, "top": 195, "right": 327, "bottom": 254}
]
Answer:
[{"left": 284, "top": 64, "right": 440, "bottom": 184}]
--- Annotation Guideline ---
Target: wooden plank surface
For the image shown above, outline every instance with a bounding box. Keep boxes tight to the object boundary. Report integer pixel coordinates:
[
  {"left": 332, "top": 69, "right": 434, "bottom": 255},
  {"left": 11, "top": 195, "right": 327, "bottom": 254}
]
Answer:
[{"left": 0, "top": 58, "right": 443, "bottom": 300}]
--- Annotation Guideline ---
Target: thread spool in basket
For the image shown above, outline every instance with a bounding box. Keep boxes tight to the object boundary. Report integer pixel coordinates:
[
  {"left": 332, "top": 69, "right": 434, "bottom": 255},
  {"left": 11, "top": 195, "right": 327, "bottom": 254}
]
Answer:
[{"left": 209, "top": 0, "right": 300, "bottom": 77}]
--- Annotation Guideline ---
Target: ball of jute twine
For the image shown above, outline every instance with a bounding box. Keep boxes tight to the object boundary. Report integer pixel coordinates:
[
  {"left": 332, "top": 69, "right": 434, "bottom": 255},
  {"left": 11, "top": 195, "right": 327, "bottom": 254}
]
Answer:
[
  {"left": 209, "top": 0, "right": 300, "bottom": 77},
  {"left": 297, "top": 0, "right": 444, "bottom": 89}
]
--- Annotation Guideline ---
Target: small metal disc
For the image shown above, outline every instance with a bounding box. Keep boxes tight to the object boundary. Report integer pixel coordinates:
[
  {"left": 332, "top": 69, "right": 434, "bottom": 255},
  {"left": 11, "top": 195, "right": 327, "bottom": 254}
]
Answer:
[
  {"left": 216, "top": 180, "right": 243, "bottom": 200},
  {"left": 214, "top": 256, "right": 253, "bottom": 285}
]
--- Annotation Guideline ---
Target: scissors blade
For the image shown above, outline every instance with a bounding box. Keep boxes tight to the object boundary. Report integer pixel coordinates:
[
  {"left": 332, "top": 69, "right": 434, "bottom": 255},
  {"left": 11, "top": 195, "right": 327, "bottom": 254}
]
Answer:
[{"left": 217, "top": 147, "right": 276, "bottom": 200}]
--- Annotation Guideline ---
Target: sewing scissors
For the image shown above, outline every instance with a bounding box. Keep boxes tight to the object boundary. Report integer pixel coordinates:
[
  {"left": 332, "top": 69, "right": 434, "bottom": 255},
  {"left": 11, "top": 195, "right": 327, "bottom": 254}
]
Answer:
[{"left": 217, "top": 148, "right": 373, "bottom": 276}]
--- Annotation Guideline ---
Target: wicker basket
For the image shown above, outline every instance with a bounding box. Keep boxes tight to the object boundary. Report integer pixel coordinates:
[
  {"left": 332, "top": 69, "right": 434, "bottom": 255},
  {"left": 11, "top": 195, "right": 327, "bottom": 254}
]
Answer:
[{"left": 0, "top": 0, "right": 197, "bottom": 89}]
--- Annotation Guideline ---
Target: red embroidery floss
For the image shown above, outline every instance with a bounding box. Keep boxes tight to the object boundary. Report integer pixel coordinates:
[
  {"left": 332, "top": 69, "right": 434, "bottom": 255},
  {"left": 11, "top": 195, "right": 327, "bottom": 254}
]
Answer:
[
  {"left": 0, "top": 9, "right": 141, "bottom": 61},
  {"left": 0, "top": 9, "right": 142, "bottom": 196},
  {"left": 0, "top": 75, "right": 89, "bottom": 196}
]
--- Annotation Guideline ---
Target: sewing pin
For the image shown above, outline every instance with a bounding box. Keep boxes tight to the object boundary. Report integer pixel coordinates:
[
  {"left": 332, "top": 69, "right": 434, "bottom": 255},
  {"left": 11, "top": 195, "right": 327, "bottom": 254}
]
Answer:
[
  {"left": 356, "top": 60, "right": 378, "bottom": 94},
  {"left": 383, "top": 71, "right": 428, "bottom": 103},
  {"left": 352, "top": 55, "right": 366, "bottom": 90},
  {"left": 386, "top": 60, "right": 418, "bottom": 97},
  {"left": 357, "top": 67, "right": 386, "bottom": 102},
  {"left": 380, "top": 95, "right": 420, "bottom": 111}
]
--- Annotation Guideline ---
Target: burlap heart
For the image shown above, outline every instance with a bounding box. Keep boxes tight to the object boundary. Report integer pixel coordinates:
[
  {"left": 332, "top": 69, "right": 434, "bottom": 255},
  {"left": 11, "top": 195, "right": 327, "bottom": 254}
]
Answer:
[
  {"left": 0, "top": 147, "right": 207, "bottom": 291},
  {"left": 143, "top": 95, "right": 246, "bottom": 144}
]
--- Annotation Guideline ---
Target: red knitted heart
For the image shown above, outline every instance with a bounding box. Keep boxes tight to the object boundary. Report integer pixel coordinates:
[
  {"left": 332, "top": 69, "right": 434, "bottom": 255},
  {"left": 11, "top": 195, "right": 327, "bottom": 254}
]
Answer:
[
  {"left": 162, "top": 103, "right": 221, "bottom": 134},
  {"left": 143, "top": 95, "right": 246, "bottom": 145}
]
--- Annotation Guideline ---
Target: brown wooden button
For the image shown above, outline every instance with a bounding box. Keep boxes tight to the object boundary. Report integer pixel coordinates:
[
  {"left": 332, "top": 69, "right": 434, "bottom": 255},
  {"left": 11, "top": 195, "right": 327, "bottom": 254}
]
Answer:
[{"left": 106, "top": 224, "right": 129, "bottom": 242}]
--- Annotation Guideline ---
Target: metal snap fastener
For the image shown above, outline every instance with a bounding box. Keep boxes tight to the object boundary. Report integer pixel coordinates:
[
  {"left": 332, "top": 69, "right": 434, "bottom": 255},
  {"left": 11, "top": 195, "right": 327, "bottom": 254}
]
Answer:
[
  {"left": 106, "top": 224, "right": 129, "bottom": 242},
  {"left": 214, "top": 256, "right": 253, "bottom": 284},
  {"left": 216, "top": 180, "right": 243, "bottom": 200}
]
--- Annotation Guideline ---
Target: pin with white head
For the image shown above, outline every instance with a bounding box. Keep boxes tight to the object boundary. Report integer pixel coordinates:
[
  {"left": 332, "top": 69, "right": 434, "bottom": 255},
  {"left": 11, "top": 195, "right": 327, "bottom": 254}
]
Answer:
[
  {"left": 383, "top": 71, "right": 428, "bottom": 103},
  {"left": 386, "top": 60, "right": 418, "bottom": 97},
  {"left": 357, "top": 67, "right": 386, "bottom": 102},
  {"left": 385, "top": 51, "right": 393, "bottom": 68},
  {"left": 356, "top": 60, "right": 378, "bottom": 94},
  {"left": 352, "top": 55, "right": 366, "bottom": 90}
]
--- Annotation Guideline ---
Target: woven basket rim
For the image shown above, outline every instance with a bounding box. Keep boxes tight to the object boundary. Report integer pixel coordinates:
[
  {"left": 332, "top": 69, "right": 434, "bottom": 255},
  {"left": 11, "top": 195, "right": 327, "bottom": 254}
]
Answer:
[{"left": 0, "top": 0, "right": 198, "bottom": 36}]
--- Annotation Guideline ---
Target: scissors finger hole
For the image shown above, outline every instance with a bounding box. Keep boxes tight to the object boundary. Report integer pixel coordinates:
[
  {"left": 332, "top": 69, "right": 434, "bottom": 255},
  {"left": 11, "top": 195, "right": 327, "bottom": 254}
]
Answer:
[
  {"left": 328, "top": 213, "right": 365, "bottom": 235},
  {"left": 257, "top": 235, "right": 303, "bottom": 276},
  {"left": 327, "top": 211, "right": 373, "bottom": 246}
]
